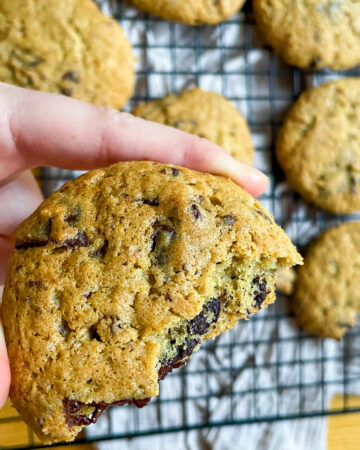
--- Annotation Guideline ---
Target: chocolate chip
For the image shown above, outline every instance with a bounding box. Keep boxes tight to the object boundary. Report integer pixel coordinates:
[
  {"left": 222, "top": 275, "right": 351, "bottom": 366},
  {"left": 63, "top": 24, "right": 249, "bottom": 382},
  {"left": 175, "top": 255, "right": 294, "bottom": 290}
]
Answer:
[
  {"left": 187, "top": 297, "right": 221, "bottom": 336},
  {"left": 112, "top": 398, "right": 151, "bottom": 408},
  {"left": 142, "top": 197, "right": 160, "bottom": 206},
  {"left": 44, "top": 218, "right": 53, "bottom": 237},
  {"left": 89, "top": 324, "right": 102, "bottom": 342},
  {"left": 16, "top": 222, "right": 91, "bottom": 251},
  {"left": 165, "top": 293, "right": 173, "bottom": 302},
  {"left": 64, "top": 214, "right": 78, "bottom": 223},
  {"left": 63, "top": 398, "right": 150, "bottom": 428},
  {"left": 62, "top": 70, "right": 80, "bottom": 83},
  {"left": 191, "top": 204, "right": 202, "bottom": 220},
  {"left": 158, "top": 338, "right": 199, "bottom": 381},
  {"left": 16, "top": 238, "right": 53, "bottom": 250},
  {"left": 150, "top": 223, "right": 176, "bottom": 253},
  {"left": 91, "top": 240, "right": 108, "bottom": 259},
  {"left": 63, "top": 399, "right": 83, "bottom": 415},
  {"left": 59, "top": 320, "right": 71, "bottom": 338},
  {"left": 11, "top": 48, "right": 43, "bottom": 68},
  {"left": 221, "top": 215, "right": 236, "bottom": 227},
  {"left": 64, "top": 207, "right": 81, "bottom": 223},
  {"left": 60, "top": 87, "right": 73, "bottom": 97},
  {"left": 59, "top": 232, "right": 91, "bottom": 250},
  {"left": 252, "top": 277, "right": 267, "bottom": 307},
  {"left": 171, "top": 168, "right": 180, "bottom": 176}
]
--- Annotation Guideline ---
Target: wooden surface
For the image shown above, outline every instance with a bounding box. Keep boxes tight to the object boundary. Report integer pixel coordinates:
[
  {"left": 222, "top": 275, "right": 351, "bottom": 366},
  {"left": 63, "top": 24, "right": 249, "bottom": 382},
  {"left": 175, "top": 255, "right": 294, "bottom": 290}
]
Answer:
[
  {"left": 328, "top": 395, "right": 360, "bottom": 450},
  {"left": 1, "top": 396, "right": 360, "bottom": 449}
]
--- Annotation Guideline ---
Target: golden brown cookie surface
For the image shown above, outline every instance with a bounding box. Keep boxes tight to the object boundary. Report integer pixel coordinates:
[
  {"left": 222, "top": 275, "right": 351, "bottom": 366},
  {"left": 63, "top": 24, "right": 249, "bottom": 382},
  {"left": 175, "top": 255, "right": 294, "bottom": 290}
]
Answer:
[
  {"left": 0, "top": 0, "right": 134, "bottom": 109},
  {"left": 253, "top": 0, "right": 360, "bottom": 70},
  {"left": 2, "top": 161, "right": 301, "bottom": 443},
  {"left": 125, "top": 0, "right": 246, "bottom": 25},
  {"left": 133, "top": 89, "right": 254, "bottom": 164},
  {"left": 276, "top": 78, "right": 360, "bottom": 214},
  {"left": 293, "top": 222, "right": 360, "bottom": 340}
]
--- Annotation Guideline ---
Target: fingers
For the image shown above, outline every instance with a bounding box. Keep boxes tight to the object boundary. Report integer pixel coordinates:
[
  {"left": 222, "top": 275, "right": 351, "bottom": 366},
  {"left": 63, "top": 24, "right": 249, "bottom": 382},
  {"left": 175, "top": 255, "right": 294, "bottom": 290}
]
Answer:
[
  {"left": 0, "top": 171, "right": 43, "bottom": 236},
  {"left": 0, "top": 171, "right": 43, "bottom": 282},
  {"left": 0, "top": 286, "right": 10, "bottom": 409},
  {"left": 0, "top": 83, "right": 268, "bottom": 196}
]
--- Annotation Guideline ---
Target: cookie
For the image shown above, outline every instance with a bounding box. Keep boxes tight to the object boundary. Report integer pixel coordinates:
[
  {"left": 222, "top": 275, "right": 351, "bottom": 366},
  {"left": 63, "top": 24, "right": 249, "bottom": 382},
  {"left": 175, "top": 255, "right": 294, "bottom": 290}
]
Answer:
[
  {"left": 133, "top": 89, "right": 254, "bottom": 164},
  {"left": 253, "top": 0, "right": 360, "bottom": 70},
  {"left": 276, "top": 78, "right": 360, "bottom": 214},
  {"left": 125, "top": 0, "right": 246, "bottom": 25},
  {"left": 293, "top": 222, "right": 360, "bottom": 340},
  {"left": 276, "top": 267, "right": 296, "bottom": 296},
  {"left": 0, "top": 0, "right": 134, "bottom": 109},
  {"left": 2, "top": 161, "right": 301, "bottom": 443}
]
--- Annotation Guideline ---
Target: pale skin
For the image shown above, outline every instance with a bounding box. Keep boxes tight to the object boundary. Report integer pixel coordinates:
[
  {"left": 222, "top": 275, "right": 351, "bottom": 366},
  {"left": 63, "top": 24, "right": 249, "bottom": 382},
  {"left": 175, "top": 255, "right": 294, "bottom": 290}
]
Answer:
[{"left": 0, "top": 83, "right": 268, "bottom": 409}]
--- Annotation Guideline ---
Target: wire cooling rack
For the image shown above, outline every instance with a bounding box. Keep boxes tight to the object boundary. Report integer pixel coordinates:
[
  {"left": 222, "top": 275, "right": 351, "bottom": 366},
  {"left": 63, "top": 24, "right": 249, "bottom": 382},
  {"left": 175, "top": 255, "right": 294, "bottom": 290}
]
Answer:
[{"left": 2, "top": 1, "right": 360, "bottom": 448}]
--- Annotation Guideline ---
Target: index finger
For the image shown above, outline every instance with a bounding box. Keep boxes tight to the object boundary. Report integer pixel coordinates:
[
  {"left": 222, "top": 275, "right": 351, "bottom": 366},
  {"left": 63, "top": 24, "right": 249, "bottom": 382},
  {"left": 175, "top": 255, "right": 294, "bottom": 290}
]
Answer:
[{"left": 0, "top": 83, "right": 268, "bottom": 197}]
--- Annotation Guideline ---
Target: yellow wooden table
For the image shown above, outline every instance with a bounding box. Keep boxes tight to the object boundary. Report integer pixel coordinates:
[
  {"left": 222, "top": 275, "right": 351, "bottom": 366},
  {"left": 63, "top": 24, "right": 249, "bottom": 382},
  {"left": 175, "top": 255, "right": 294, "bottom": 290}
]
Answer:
[{"left": 1, "top": 396, "right": 360, "bottom": 449}]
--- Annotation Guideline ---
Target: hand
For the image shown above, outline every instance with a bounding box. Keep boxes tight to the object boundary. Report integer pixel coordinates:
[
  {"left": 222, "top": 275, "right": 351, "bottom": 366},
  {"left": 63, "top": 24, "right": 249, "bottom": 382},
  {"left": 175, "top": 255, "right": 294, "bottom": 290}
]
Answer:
[{"left": 0, "top": 82, "right": 268, "bottom": 409}]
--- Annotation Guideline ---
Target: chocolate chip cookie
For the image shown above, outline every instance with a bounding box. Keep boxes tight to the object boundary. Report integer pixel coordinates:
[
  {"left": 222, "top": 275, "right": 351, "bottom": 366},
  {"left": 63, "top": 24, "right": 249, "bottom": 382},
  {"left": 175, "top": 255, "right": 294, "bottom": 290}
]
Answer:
[
  {"left": 125, "top": 0, "right": 246, "bottom": 25},
  {"left": 276, "top": 78, "right": 360, "bottom": 214},
  {"left": 133, "top": 89, "right": 254, "bottom": 164},
  {"left": 293, "top": 222, "right": 360, "bottom": 339},
  {"left": 0, "top": 0, "right": 134, "bottom": 109},
  {"left": 2, "top": 161, "right": 301, "bottom": 443},
  {"left": 253, "top": 0, "right": 360, "bottom": 70}
]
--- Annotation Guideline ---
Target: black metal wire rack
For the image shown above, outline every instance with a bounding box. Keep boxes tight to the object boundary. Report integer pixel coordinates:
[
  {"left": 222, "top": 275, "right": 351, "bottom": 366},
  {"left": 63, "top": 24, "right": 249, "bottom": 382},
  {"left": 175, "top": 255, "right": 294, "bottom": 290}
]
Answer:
[{"left": 2, "top": 1, "right": 360, "bottom": 448}]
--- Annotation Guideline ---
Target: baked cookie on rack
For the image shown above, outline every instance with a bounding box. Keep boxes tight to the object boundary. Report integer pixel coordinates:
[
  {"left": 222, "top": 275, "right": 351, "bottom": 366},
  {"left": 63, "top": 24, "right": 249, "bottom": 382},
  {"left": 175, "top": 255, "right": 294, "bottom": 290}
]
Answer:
[
  {"left": 293, "top": 222, "right": 360, "bottom": 340},
  {"left": 253, "top": 0, "right": 360, "bottom": 70},
  {"left": 125, "top": 0, "right": 246, "bottom": 25},
  {"left": 2, "top": 161, "right": 301, "bottom": 443},
  {"left": 0, "top": 0, "right": 134, "bottom": 109},
  {"left": 276, "top": 78, "right": 360, "bottom": 214},
  {"left": 133, "top": 88, "right": 254, "bottom": 164}
]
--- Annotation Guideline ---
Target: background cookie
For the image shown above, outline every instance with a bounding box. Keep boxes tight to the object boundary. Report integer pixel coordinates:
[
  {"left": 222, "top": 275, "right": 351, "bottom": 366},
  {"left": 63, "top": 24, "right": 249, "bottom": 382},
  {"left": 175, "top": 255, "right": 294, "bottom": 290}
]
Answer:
[
  {"left": 0, "top": 0, "right": 134, "bottom": 109},
  {"left": 133, "top": 88, "right": 254, "bottom": 164},
  {"left": 125, "top": 0, "right": 246, "bottom": 25},
  {"left": 2, "top": 161, "right": 301, "bottom": 443},
  {"left": 293, "top": 222, "right": 360, "bottom": 340},
  {"left": 276, "top": 78, "right": 360, "bottom": 214},
  {"left": 253, "top": 0, "right": 360, "bottom": 70}
]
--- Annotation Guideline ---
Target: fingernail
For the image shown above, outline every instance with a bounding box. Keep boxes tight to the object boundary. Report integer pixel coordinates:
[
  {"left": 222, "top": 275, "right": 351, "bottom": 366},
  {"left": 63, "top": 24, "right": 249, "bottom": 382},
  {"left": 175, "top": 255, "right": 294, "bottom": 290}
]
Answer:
[
  {"left": 218, "top": 155, "right": 268, "bottom": 197},
  {"left": 239, "top": 163, "right": 269, "bottom": 198}
]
